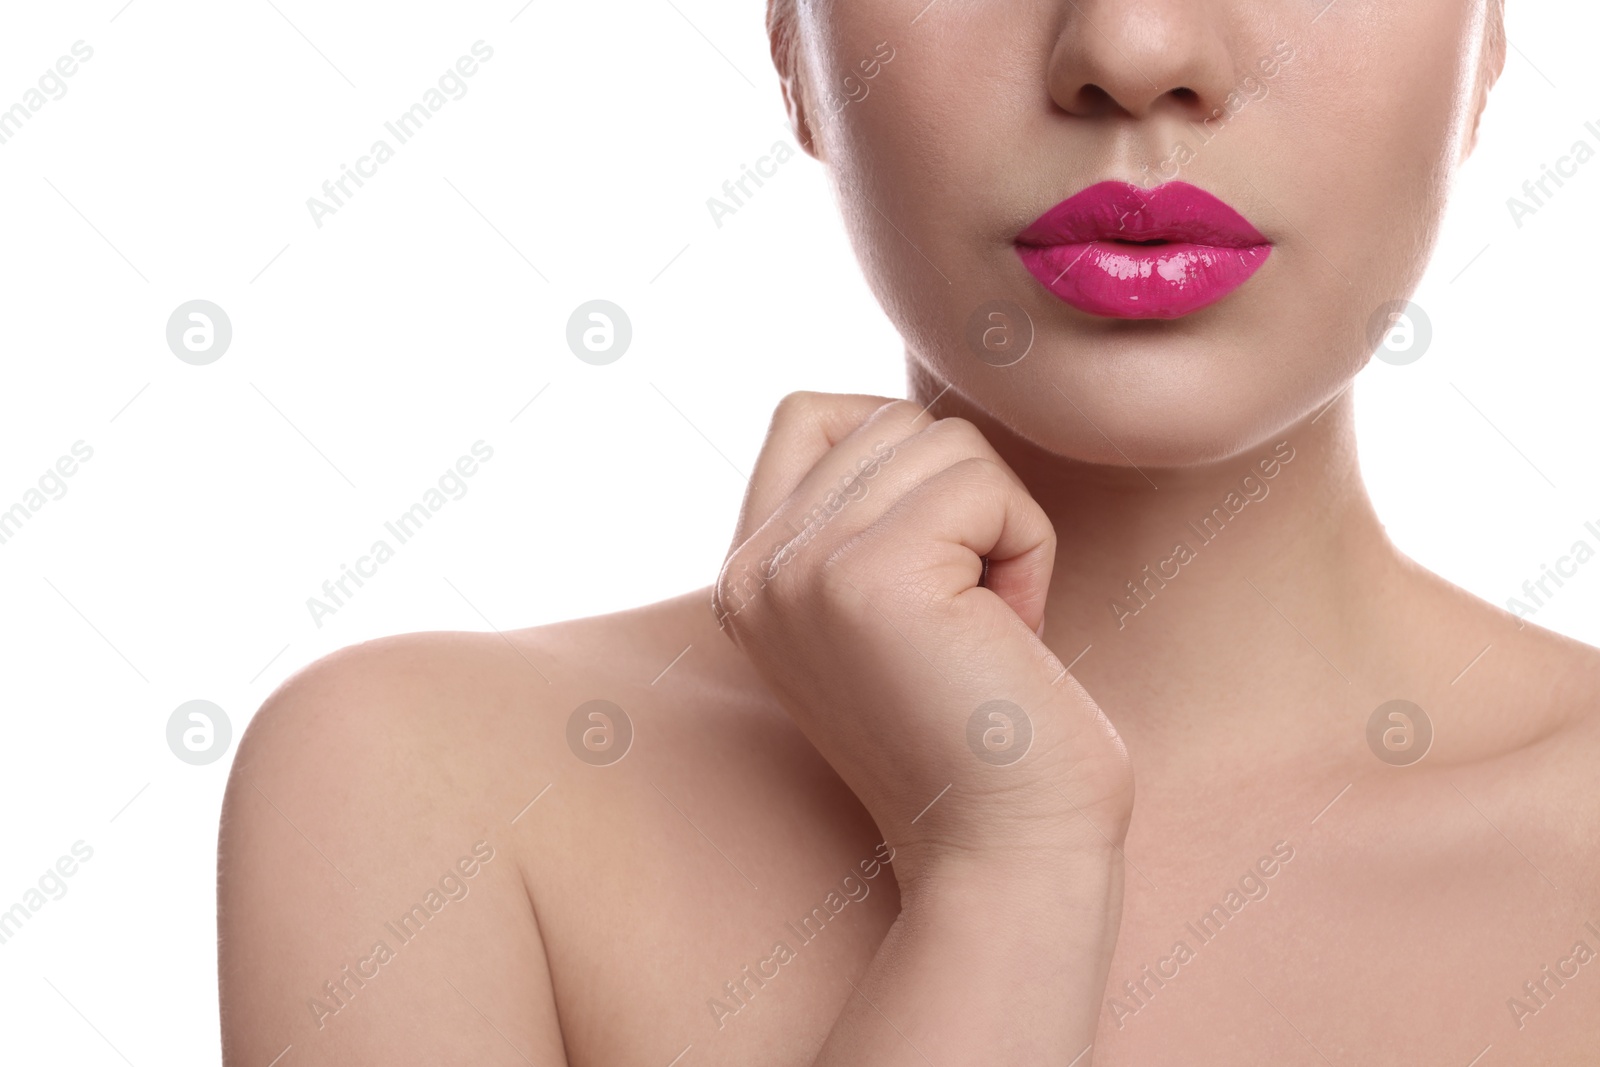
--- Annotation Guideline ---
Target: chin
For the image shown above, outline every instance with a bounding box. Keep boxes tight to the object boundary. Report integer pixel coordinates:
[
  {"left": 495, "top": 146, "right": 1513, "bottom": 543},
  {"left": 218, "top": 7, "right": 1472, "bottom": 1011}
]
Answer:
[{"left": 945, "top": 326, "right": 1320, "bottom": 470}]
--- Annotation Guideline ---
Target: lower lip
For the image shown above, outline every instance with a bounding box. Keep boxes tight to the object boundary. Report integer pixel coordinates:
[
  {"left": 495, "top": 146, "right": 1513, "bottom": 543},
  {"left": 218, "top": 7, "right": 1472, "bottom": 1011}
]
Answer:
[{"left": 1014, "top": 240, "right": 1270, "bottom": 319}]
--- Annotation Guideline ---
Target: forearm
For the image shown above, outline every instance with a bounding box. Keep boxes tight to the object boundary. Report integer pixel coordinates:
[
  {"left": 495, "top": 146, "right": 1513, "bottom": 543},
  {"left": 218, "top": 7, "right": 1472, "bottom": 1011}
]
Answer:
[{"left": 811, "top": 854, "right": 1124, "bottom": 1065}]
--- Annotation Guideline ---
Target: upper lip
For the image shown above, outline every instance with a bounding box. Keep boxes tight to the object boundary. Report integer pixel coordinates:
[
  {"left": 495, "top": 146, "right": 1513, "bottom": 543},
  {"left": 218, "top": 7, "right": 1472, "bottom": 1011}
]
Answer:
[{"left": 1015, "top": 180, "right": 1268, "bottom": 249}]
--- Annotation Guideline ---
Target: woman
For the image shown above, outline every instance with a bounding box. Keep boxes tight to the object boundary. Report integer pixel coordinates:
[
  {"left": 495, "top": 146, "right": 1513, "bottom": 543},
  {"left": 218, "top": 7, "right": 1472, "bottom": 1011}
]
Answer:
[{"left": 218, "top": 0, "right": 1600, "bottom": 1062}]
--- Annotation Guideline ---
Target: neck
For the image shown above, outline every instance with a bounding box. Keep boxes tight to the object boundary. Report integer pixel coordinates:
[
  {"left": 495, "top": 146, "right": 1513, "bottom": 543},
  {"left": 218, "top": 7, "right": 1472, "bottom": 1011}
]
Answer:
[{"left": 907, "top": 363, "right": 1402, "bottom": 751}]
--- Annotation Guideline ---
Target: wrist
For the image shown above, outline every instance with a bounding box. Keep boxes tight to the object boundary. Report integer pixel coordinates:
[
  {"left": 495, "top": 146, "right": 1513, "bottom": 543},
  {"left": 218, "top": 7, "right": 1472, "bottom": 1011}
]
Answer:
[
  {"left": 892, "top": 848, "right": 1127, "bottom": 1011},
  {"left": 894, "top": 840, "right": 1124, "bottom": 919}
]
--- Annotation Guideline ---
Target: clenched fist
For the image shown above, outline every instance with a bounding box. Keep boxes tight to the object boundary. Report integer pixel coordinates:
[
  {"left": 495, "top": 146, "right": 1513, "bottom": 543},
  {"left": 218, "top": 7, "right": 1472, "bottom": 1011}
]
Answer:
[{"left": 715, "top": 391, "right": 1134, "bottom": 896}]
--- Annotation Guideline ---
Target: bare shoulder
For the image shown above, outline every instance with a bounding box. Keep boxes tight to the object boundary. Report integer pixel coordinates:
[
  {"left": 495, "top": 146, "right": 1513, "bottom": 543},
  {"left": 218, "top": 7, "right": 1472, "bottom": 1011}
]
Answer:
[
  {"left": 1498, "top": 617, "right": 1600, "bottom": 836},
  {"left": 226, "top": 589, "right": 708, "bottom": 780},
  {"left": 1396, "top": 557, "right": 1600, "bottom": 886},
  {"left": 1488, "top": 614, "right": 1600, "bottom": 829},
  {"left": 217, "top": 588, "right": 755, "bottom": 1065},
  {"left": 1388, "top": 550, "right": 1600, "bottom": 741},
  {"left": 223, "top": 584, "right": 745, "bottom": 831}
]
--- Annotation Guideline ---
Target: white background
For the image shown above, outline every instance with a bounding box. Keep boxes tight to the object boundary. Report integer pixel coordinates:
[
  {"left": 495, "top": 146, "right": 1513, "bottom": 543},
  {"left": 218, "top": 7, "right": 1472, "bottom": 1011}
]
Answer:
[{"left": 0, "top": 1, "right": 1595, "bottom": 1062}]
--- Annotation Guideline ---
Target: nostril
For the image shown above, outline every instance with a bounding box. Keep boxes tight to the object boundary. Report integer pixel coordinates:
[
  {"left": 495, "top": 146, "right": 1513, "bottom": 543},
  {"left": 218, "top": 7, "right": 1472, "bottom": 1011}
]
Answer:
[
  {"left": 1073, "top": 83, "right": 1117, "bottom": 116},
  {"left": 1171, "top": 87, "right": 1199, "bottom": 104}
]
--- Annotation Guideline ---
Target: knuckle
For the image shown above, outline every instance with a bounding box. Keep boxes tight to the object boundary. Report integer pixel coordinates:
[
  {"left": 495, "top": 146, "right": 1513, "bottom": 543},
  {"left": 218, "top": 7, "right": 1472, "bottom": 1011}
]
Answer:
[
  {"left": 773, "top": 389, "right": 826, "bottom": 419},
  {"left": 930, "top": 414, "right": 980, "bottom": 437},
  {"left": 946, "top": 453, "right": 1006, "bottom": 483},
  {"left": 768, "top": 390, "right": 826, "bottom": 435},
  {"left": 874, "top": 398, "right": 936, "bottom": 434},
  {"left": 922, "top": 415, "right": 991, "bottom": 455}
]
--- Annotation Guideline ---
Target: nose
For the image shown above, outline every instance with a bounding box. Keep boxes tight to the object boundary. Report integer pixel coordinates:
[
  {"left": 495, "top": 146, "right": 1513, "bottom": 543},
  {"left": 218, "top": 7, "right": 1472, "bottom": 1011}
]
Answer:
[{"left": 1046, "top": 1, "right": 1239, "bottom": 120}]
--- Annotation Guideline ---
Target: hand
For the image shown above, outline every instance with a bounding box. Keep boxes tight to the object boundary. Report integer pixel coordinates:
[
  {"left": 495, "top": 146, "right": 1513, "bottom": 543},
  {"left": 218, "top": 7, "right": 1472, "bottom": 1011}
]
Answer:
[{"left": 714, "top": 392, "right": 1134, "bottom": 896}]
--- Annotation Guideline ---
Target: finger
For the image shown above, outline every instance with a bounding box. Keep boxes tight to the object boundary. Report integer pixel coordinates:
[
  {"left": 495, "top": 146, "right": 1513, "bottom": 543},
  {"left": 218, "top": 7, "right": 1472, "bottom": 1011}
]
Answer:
[
  {"left": 729, "top": 392, "right": 900, "bottom": 554},
  {"left": 722, "top": 395, "right": 1046, "bottom": 636},
  {"left": 724, "top": 409, "right": 1039, "bottom": 631},
  {"left": 732, "top": 396, "right": 939, "bottom": 555},
  {"left": 838, "top": 456, "right": 1056, "bottom": 635},
  {"left": 745, "top": 411, "right": 1038, "bottom": 575},
  {"left": 717, "top": 398, "right": 936, "bottom": 633},
  {"left": 728, "top": 402, "right": 936, "bottom": 596}
]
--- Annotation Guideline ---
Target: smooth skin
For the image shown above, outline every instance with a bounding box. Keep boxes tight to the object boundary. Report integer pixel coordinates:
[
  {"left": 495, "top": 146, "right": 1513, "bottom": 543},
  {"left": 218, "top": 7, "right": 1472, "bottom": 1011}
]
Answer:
[{"left": 219, "top": 1, "right": 1600, "bottom": 1064}]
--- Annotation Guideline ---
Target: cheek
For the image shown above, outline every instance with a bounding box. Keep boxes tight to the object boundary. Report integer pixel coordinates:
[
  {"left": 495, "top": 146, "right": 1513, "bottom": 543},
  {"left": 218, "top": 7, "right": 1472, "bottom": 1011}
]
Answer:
[
  {"left": 1279, "top": 4, "right": 1477, "bottom": 287},
  {"left": 1253, "top": 7, "right": 1474, "bottom": 396},
  {"left": 821, "top": 38, "right": 1049, "bottom": 356}
]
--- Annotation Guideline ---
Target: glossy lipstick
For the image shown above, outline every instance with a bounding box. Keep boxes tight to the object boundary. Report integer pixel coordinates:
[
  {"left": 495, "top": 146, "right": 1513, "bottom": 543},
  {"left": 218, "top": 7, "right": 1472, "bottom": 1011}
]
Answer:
[{"left": 1014, "top": 180, "right": 1270, "bottom": 319}]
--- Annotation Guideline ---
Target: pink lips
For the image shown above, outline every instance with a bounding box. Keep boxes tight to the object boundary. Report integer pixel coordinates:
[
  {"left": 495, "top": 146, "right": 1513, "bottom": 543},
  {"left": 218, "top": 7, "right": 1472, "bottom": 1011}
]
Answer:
[{"left": 1014, "top": 180, "right": 1270, "bottom": 319}]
